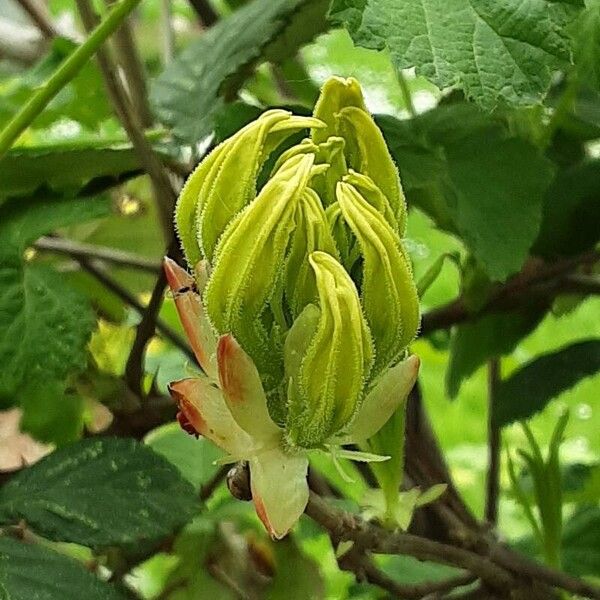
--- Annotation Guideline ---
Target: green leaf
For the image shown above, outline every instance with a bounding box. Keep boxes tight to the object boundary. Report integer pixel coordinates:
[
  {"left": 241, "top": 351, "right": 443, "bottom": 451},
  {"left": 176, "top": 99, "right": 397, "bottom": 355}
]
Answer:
[
  {"left": 446, "top": 309, "right": 544, "bottom": 398},
  {"left": 145, "top": 423, "right": 224, "bottom": 490},
  {"left": 533, "top": 160, "right": 600, "bottom": 258},
  {"left": 20, "top": 379, "right": 85, "bottom": 445},
  {"left": 330, "top": 0, "right": 580, "bottom": 110},
  {"left": 266, "top": 538, "right": 325, "bottom": 600},
  {"left": 0, "top": 263, "right": 96, "bottom": 403},
  {"left": 0, "top": 195, "right": 109, "bottom": 255},
  {"left": 0, "top": 37, "right": 112, "bottom": 131},
  {"left": 561, "top": 505, "right": 600, "bottom": 578},
  {"left": 151, "top": 0, "right": 328, "bottom": 145},
  {"left": 569, "top": 0, "right": 600, "bottom": 90},
  {"left": 0, "top": 195, "right": 109, "bottom": 432},
  {"left": 493, "top": 339, "right": 600, "bottom": 426},
  {"left": 0, "top": 537, "right": 125, "bottom": 600},
  {"left": 379, "top": 106, "right": 554, "bottom": 280},
  {"left": 0, "top": 438, "right": 197, "bottom": 549},
  {"left": 0, "top": 140, "right": 143, "bottom": 199}
]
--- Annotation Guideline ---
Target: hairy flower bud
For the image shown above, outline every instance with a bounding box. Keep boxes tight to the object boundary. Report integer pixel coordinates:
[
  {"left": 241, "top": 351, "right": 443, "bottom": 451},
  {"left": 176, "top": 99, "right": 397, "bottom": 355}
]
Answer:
[
  {"left": 337, "top": 181, "right": 419, "bottom": 375},
  {"left": 204, "top": 153, "right": 316, "bottom": 393},
  {"left": 175, "top": 110, "right": 324, "bottom": 264},
  {"left": 167, "top": 76, "right": 421, "bottom": 538},
  {"left": 285, "top": 251, "right": 373, "bottom": 447}
]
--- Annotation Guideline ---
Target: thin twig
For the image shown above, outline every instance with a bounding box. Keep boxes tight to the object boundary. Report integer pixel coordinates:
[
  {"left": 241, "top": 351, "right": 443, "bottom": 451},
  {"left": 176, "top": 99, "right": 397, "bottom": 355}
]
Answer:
[
  {"left": 338, "top": 547, "right": 476, "bottom": 599},
  {"left": 200, "top": 465, "right": 230, "bottom": 502},
  {"left": 34, "top": 236, "right": 160, "bottom": 273},
  {"left": 160, "top": 0, "right": 175, "bottom": 65},
  {"left": 421, "top": 251, "right": 600, "bottom": 335},
  {"left": 75, "top": 255, "right": 193, "bottom": 360},
  {"left": 305, "top": 492, "right": 600, "bottom": 599},
  {"left": 187, "top": 0, "right": 219, "bottom": 27},
  {"left": 15, "top": 0, "right": 58, "bottom": 39},
  {"left": 489, "top": 542, "right": 600, "bottom": 600},
  {"left": 485, "top": 359, "right": 501, "bottom": 526},
  {"left": 76, "top": 0, "right": 177, "bottom": 243},
  {"left": 124, "top": 261, "right": 169, "bottom": 394},
  {"left": 105, "top": 0, "right": 154, "bottom": 127},
  {"left": 305, "top": 492, "right": 513, "bottom": 590}
]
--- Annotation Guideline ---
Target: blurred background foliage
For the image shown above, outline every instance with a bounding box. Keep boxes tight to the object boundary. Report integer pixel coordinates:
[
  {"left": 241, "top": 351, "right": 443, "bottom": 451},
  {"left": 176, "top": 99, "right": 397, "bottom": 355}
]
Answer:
[{"left": 0, "top": 0, "right": 599, "bottom": 598}]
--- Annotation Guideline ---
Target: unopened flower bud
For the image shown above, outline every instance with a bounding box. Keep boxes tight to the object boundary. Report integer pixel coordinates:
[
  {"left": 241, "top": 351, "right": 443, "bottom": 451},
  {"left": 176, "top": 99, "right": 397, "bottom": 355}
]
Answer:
[{"left": 285, "top": 251, "right": 373, "bottom": 447}]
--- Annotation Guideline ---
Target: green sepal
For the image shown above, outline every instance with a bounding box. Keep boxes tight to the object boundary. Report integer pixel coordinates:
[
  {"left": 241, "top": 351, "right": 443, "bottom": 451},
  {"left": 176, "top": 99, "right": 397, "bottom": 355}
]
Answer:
[
  {"left": 285, "top": 251, "right": 373, "bottom": 448},
  {"left": 337, "top": 181, "right": 419, "bottom": 376}
]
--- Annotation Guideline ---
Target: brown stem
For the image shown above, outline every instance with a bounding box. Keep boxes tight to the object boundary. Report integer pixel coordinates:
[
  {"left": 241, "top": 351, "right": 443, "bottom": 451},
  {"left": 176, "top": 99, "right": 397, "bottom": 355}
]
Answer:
[
  {"left": 485, "top": 359, "right": 501, "bottom": 526},
  {"left": 15, "top": 0, "right": 57, "bottom": 39},
  {"left": 305, "top": 492, "right": 514, "bottom": 591},
  {"left": 76, "top": 0, "right": 177, "bottom": 243},
  {"left": 106, "top": 0, "right": 154, "bottom": 127},
  {"left": 124, "top": 240, "right": 182, "bottom": 395},
  {"left": 34, "top": 236, "right": 160, "bottom": 273},
  {"left": 421, "top": 251, "right": 600, "bottom": 335},
  {"left": 187, "top": 0, "right": 219, "bottom": 27},
  {"left": 338, "top": 548, "right": 476, "bottom": 599},
  {"left": 75, "top": 255, "right": 192, "bottom": 360}
]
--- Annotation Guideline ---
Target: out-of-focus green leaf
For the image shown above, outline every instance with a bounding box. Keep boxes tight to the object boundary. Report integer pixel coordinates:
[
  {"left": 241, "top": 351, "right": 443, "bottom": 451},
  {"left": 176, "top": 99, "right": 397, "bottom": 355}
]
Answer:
[
  {"left": 145, "top": 422, "right": 224, "bottom": 490},
  {"left": 494, "top": 339, "right": 600, "bottom": 426},
  {"left": 561, "top": 505, "right": 600, "bottom": 578},
  {"left": 0, "top": 37, "right": 112, "bottom": 131},
  {"left": 569, "top": 0, "right": 600, "bottom": 90},
  {"left": 446, "top": 310, "right": 544, "bottom": 398},
  {"left": 330, "top": 0, "right": 580, "bottom": 110},
  {"left": 0, "top": 194, "right": 109, "bottom": 255},
  {"left": 20, "top": 379, "right": 85, "bottom": 445},
  {"left": 0, "top": 263, "right": 96, "bottom": 404},
  {"left": 379, "top": 106, "right": 554, "bottom": 280},
  {"left": 266, "top": 538, "right": 325, "bottom": 599},
  {"left": 151, "top": 0, "right": 328, "bottom": 145},
  {"left": 0, "top": 537, "right": 126, "bottom": 600},
  {"left": 533, "top": 160, "right": 600, "bottom": 258},
  {"left": 0, "top": 438, "right": 197, "bottom": 549},
  {"left": 563, "top": 462, "right": 600, "bottom": 503},
  {"left": 0, "top": 141, "right": 142, "bottom": 199}
]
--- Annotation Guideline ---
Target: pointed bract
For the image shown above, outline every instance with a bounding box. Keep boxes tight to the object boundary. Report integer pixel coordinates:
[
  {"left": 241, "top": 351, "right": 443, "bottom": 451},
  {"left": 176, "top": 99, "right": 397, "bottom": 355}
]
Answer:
[
  {"left": 163, "top": 257, "right": 218, "bottom": 379},
  {"left": 249, "top": 447, "right": 309, "bottom": 539},
  {"left": 168, "top": 377, "right": 251, "bottom": 455},
  {"left": 217, "top": 334, "right": 280, "bottom": 442},
  {"left": 338, "top": 355, "right": 420, "bottom": 443}
]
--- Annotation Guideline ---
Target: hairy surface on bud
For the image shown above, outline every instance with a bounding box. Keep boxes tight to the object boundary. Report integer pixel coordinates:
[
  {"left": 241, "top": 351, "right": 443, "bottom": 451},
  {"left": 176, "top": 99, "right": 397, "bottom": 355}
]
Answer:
[
  {"left": 204, "top": 154, "right": 315, "bottom": 392},
  {"left": 285, "top": 251, "right": 373, "bottom": 448},
  {"left": 173, "top": 74, "right": 420, "bottom": 446},
  {"left": 175, "top": 110, "right": 323, "bottom": 265},
  {"left": 337, "top": 181, "right": 419, "bottom": 376},
  {"left": 337, "top": 106, "right": 406, "bottom": 230},
  {"left": 284, "top": 189, "right": 339, "bottom": 318}
]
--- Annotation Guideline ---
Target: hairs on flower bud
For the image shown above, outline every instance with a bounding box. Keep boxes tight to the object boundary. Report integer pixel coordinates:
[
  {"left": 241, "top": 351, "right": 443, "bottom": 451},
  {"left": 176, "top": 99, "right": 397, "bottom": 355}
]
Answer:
[
  {"left": 337, "top": 181, "right": 419, "bottom": 377},
  {"left": 175, "top": 110, "right": 324, "bottom": 265},
  {"left": 285, "top": 188, "right": 340, "bottom": 318},
  {"left": 311, "top": 76, "right": 368, "bottom": 144},
  {"left": 204, "top": 154, "right": 315, "bottom": 394},
  {"left": 285, "top": 251, "right": 373, "bottom": 448},
  {"left": 337, "top": 106, "right": 406, "bottom": 230}
]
